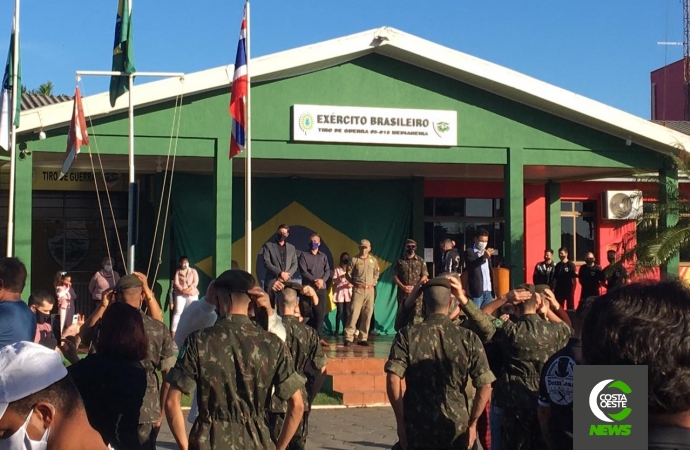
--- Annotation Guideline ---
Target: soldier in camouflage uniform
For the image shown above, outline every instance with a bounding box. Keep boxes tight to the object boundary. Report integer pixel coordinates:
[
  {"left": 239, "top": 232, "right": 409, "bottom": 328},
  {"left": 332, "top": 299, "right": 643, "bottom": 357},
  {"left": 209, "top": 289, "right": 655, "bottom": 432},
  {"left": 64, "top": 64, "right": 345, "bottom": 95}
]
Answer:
[
  {"left": 491, "top": 286, "right": 572, "bottom": 450},
  {"left": 268, "top": 282, "right": 328, "bottom": 450},
  {"left": 80, "top": 273, "right": 175, "bottom": 450},
  {"left": 385, "top": 276, "right": 496, "bottom": 450},
  {"left": 392, "top": 239, "right": 429, "bottom": 306},
  {"left": 164, "top": 270, "right": 305, "bottom": 450},
  {"left": 395, "top": 273, "right": 497, "bottom": 343}
]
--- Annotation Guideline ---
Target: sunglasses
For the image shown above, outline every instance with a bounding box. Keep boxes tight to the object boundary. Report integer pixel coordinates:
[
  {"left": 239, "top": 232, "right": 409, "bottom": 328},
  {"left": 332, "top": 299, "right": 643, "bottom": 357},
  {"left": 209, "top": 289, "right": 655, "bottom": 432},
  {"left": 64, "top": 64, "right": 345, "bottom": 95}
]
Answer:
[{"left": 406, "top": 246, "right": 417, "bottom": 250}]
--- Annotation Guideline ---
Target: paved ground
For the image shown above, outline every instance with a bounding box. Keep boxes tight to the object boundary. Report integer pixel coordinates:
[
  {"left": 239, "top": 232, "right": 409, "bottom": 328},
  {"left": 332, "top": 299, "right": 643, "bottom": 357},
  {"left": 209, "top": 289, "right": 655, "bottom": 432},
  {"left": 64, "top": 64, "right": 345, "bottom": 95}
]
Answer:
[{"left": 156, "top": 407, "right": 398, "bottom": 449}]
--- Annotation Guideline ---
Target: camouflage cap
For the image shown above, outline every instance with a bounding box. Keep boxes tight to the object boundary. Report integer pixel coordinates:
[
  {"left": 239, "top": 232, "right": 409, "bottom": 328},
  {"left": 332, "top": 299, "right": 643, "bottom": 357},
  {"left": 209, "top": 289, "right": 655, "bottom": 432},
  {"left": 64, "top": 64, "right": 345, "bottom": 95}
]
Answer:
[
  {"left": 421, "top": 276, "right": 451, "bottom": 291},
  {"left": 405, "top": 239, "right": 417, "bottom": 246},
  {"left": 214, "top": 269, "right": 256, "bottom": 292},
  {"left": 360, "top": 239, "right": 371, "bottom": 248},
  {"left": 114, "top": 274, "right": 143, "bottom": 291}
]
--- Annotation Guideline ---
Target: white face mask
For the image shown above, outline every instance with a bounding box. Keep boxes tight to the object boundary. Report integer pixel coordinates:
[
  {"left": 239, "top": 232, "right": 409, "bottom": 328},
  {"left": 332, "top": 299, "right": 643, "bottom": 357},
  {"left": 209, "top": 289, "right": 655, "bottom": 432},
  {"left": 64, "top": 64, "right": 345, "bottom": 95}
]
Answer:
[
  {"left": 103, "top": 265, "right": 112, "bottom": 272},
  {"left": 0, "top": 408, "right": 50, "bottom": 450},
  {"left": 476, "top": 241, "right": 488, "bottom": 251},
  {"left": 182, "top": 263, "right": 189, "bottom": 269}
]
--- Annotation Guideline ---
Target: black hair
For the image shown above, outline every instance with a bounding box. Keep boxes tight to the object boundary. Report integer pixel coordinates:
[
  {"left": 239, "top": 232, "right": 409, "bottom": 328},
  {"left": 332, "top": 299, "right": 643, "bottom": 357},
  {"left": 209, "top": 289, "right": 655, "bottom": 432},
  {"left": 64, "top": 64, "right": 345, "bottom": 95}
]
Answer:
[
  {"left": 339, "top": 252, "right": 350, "bottom": 261},
  {"left": 9, "top": 375, "right": 83, "bottom": 418},
  {"left": 277, "top": 224, "right": 290, "bottom": 232},
  {"left": 582, "top": 281, "right": 690, "bottom": 414},
  {"left": 575, "top": 295, "right": 596, "bottom": 325},
  {"left": 0, "top": 257, "right": 27, "bottom": 293},
  {"left": 558, "top": 247, "right": 569, "bottom": 254},
  {"left": 29, "top": 290, "right": 55, "bottom": 307},
  {"left": 475, "top": 228, "right": 489, "bottom": 238},
  {"left": 423, "top": 286, "right": 451, "bottom": 312},
  {"left": 545, "top": 249, "right": 554, "bottom": 255},
  {"left": 180, "top": 256, "right": 189, "bottom": 262}
]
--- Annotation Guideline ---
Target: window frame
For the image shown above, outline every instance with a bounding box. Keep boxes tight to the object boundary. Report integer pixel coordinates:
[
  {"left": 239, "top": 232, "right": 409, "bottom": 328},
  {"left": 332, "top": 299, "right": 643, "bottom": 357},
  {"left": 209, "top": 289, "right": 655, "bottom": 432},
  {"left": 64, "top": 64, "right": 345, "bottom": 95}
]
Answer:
[{"left": 560, "top": 200, "right": 597, "bottom": 263}]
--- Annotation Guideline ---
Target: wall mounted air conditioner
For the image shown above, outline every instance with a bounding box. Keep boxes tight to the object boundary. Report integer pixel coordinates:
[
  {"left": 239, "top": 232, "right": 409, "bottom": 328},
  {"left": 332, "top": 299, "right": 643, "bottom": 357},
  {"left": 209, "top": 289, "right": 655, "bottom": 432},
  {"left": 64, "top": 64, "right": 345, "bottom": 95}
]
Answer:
[{"left": 602, "top": 190, "right": 643, "bottom": 220}]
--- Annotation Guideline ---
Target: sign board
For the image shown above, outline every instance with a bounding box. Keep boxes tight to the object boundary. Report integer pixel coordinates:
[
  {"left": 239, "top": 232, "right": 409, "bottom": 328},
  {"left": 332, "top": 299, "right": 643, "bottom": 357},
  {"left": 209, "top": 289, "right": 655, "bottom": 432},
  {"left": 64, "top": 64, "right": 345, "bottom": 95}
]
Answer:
[
  {"left": 292, "top": 105, "right": 457, "bottom": 147},
  {"left": 424, "top": 248, "right": 434, "bottom": 263},
  {"left": 33, "top": 169, "right": 127, "bottom": 191}
]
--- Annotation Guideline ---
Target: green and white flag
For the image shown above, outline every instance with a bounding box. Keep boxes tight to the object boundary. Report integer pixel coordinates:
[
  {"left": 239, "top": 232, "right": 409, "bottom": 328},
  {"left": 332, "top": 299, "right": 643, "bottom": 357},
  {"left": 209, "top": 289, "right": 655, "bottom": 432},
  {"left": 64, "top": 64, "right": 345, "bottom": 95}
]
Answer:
[
  {"left": 109, "top": 0, "right": 135, "bottom": 107},
  {"left": 0, "top": 19, "right": 21, "bottom": 152}
]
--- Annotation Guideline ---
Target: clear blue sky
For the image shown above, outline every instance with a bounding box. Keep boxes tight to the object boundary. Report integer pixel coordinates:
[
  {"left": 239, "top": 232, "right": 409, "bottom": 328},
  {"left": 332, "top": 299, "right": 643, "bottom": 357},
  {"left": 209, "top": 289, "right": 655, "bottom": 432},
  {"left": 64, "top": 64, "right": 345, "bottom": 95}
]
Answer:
[{"left": 0, "top": 0, "right": 683, "bottom": 119}]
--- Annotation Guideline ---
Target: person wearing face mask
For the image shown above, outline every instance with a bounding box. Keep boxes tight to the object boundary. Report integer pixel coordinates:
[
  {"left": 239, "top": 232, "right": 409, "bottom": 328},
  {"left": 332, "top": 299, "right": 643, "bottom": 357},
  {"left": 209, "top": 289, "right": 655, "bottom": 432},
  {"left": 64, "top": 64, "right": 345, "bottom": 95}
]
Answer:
[
  {"left": 331, "top": 253, "right": 353, "bottom": 337},
  {"left": 604, "top": 249, "right": 630, "bottom": 292},
  {"left": 171, "top": 256, "right": 200, "bottom": 341},
  {"left": 0, "top": 257, "right": 35, "bottom": 348},
  {"left": 553, "top": 248, "right": 578, "bottom": 310},
  {"left": 0, "top": 341, "right": 109, "bottom": 450},
  {"left": 28, "top": 292, "right": 55, "bottom": 348},
  {"left": 393, "top": 239, "right": 429, "bottom": 308},
  {"left": 88, "top": 257, "right": 120, "bottom": 316},
  {"left": 261, "top": 225, "right": 299, "bottom": 294},
  {"left": 463, "top": 228, "right": 496, "bottom": 308},
  {"left": 533, "top": 249, "right": 556, "bottom": 289},
  {"left": 578, "top": 252, "right": 605, "bottom": 302},
  {"left": 298, "top": 234, "right": 331, "bottom": 346}
]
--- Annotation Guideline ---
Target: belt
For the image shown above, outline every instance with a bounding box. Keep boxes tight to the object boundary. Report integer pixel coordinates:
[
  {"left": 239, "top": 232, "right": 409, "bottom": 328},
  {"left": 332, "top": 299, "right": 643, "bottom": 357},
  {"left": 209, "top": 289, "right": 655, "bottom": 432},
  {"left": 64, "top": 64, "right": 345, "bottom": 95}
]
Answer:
[{"left": 354, "top": 284, "right": 374, "bottom": 290}]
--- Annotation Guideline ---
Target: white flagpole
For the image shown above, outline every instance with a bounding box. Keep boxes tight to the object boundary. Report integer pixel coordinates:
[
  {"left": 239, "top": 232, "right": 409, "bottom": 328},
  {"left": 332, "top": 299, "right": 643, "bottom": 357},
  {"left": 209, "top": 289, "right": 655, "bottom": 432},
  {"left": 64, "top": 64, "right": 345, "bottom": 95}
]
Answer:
[
  {"left": 6, "top": 0, "right": 19, "bottom": 257},
  {"left": 244, "top": 0, "right": 252, "bottom": 272},
  {"left": 127, "top": 73, "right": 135, "bottom": 273}
]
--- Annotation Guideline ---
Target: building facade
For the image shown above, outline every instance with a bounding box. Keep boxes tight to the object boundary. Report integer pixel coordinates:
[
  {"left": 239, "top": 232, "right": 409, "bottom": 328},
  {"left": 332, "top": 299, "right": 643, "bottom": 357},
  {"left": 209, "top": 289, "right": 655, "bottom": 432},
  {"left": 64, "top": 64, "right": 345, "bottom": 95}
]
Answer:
[{"left": 9, "top": 28, "right": 690, "bottom": 333}]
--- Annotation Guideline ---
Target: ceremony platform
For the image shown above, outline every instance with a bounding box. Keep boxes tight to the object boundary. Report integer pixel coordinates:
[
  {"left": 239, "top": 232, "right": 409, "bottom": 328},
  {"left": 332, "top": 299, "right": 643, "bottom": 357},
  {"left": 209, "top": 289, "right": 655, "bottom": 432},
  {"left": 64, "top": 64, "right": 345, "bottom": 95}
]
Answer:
[{"left": 320, "top": 335, "right": 397, "bottom": 406}]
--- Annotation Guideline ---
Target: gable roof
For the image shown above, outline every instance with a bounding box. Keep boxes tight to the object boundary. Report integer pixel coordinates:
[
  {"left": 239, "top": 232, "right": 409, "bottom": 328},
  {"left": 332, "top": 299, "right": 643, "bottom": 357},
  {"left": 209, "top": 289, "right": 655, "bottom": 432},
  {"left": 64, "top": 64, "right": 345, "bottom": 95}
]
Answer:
[{"left": 18, "top": 27, "right": 690, "bottom": 154}]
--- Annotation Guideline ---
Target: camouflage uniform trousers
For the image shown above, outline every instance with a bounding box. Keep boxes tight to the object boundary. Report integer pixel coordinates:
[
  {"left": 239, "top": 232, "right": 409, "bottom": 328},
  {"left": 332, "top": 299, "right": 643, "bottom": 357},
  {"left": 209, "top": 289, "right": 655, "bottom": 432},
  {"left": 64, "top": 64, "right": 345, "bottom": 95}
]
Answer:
[
  {"left": 268, "top": 411, "right": 309, "bottom": 450},
  {"left": 137, "top": 423, "right": 161, "bottom": 450}
]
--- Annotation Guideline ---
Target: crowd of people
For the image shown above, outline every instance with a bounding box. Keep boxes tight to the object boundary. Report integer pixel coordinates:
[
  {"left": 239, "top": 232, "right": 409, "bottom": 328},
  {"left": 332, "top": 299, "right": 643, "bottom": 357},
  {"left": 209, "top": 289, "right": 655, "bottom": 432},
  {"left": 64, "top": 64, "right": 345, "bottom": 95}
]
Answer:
[{"left": 0, "top": 223, "right": 687, "bottom": 450}]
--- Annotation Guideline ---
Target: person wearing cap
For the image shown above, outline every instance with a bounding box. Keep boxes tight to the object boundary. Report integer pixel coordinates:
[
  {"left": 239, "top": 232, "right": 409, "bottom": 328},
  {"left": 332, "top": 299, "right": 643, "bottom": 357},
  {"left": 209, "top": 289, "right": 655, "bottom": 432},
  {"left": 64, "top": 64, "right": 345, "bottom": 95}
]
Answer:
[
  {"left": 0, "top": 257, "right": 36, "bottom": 349},
  {"left": 343, "top": 239, "right": 380, "bottom": 347},
  {"left": 487, "top": 284, "right": 572, "bottom": 450},
  {"left": 80, "top": 272, "right": 173, "bottom": 450},
  {"left": 385, "top": 276, "right": 496, "bottom": 450},
  {"left": 392, "top": 239, "right": 429, "bottom": 307},
  {"left": 165, "top": 269, "right": 305, "bottom": 450},
  {"left": 269, "top": 282, "right": 328, "bottom": 449},
  {"left": 0, "top": 341, "right": 109, "bottom": 449}
]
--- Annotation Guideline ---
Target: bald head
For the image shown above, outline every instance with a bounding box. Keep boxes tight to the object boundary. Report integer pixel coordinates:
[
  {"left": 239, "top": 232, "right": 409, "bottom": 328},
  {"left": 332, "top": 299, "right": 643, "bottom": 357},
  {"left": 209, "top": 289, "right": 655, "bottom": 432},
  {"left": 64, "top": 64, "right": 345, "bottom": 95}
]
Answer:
[
  {"left": 117, "top": 286, "right": 143, "bottom": 308},
  {"left": 277, "top": 287, "right": 299, "bottom": 315}
]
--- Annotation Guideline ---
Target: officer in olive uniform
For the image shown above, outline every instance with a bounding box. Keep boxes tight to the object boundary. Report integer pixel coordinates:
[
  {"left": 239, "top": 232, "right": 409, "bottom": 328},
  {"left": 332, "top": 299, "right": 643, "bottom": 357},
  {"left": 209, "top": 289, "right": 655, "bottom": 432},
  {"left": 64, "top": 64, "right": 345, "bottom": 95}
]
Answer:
[
  {"left": 165, "top": 270, "right": 306, "bottom": 450},
  {"left": 344, "top": 239, "right": 380, "bottom": 347},
  {"left": 392, "top": 239, "right": 429, "bottom": 306},
  {"left": 492, "top": 287, "right": 572, "bottom": 450},
  {"left": 385, "top": 277, "right": 496, "bottom": 449},
  {"left": 269, "top": 282, "right": 328, "bottom": 450}
]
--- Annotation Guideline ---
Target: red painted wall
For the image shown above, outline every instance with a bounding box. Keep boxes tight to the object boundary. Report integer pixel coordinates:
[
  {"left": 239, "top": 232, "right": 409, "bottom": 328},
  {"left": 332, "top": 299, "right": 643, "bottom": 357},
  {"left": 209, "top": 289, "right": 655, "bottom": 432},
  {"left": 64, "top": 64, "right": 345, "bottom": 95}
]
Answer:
[
  {"left": 650, "top": 58, "right": 684, "bottom": 121},
  {"left": 426, "top": 179, "right": 690, "bottom": 305}
]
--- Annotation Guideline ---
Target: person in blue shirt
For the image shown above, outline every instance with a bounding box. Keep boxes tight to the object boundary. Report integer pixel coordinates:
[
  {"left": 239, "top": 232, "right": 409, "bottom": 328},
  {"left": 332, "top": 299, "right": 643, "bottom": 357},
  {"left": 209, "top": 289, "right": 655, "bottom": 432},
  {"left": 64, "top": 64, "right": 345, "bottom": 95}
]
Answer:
[{"left": 0, "top": 257, "right": 36, "bottom": 347}]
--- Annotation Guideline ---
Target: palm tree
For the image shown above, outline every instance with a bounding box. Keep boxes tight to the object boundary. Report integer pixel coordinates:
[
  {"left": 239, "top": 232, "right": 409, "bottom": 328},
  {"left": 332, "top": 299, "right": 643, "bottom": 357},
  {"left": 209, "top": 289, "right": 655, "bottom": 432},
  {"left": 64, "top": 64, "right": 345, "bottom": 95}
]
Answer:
[{"left": 36, "top": 81, "right": 54, "bottom": 96}]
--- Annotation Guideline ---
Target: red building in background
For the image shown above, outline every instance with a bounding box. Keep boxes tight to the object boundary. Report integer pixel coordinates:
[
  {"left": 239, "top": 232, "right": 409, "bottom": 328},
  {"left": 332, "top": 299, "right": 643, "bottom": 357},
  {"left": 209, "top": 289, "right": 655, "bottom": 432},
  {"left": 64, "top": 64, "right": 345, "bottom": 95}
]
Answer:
[{"left": 651, "top": 58, "right": 686, "bottom": 121}]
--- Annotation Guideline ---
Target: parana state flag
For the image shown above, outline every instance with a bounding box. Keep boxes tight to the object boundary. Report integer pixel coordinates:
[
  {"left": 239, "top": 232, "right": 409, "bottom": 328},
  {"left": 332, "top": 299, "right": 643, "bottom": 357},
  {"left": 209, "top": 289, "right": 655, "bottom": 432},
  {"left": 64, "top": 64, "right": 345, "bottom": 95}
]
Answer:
[
  {"left": 0, "top": 27, "right": 21, "bottom": 152},
  {"left": 109, "top": 0, "right": 135, "bottom": 107}
]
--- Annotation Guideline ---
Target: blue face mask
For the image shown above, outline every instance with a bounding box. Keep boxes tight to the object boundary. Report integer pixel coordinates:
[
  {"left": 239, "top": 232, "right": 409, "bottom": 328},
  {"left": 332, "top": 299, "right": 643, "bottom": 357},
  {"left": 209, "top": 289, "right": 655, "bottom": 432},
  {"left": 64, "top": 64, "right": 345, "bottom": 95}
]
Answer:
[{"left": 310, "top": 242, "right": 320, "bottom": 251}]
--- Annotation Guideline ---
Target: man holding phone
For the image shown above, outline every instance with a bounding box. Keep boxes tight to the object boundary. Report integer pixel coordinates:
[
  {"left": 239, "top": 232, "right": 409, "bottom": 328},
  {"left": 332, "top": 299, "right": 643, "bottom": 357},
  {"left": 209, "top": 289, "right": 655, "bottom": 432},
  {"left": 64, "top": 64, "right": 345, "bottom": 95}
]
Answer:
[{"left": 464, "top": 228, "right": 496, "bottom": 308}]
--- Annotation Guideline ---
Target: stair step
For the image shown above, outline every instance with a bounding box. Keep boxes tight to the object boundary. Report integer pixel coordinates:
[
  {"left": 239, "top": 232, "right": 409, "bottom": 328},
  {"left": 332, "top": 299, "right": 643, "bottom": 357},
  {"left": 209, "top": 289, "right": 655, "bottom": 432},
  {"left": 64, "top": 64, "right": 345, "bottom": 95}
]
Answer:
[
  {"left": 341, "top": 389, "right": 390, "bottom": 406},
  {"left": 330, "top": 373, "right": 388, "bottom": 392},
  {"left": 326, "top": 358, "right": 387, "bottom": 374}
]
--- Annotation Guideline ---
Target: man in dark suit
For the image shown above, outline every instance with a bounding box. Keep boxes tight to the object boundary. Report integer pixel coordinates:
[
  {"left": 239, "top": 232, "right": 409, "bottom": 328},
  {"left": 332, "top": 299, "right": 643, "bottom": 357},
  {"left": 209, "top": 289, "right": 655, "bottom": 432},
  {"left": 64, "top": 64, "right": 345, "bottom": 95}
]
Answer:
[
  {"left": 464, "top": 228, "right": 495, "bottom": 308},
  {"left": 261, "top": 224, "right": 299, "bottom": 293}
]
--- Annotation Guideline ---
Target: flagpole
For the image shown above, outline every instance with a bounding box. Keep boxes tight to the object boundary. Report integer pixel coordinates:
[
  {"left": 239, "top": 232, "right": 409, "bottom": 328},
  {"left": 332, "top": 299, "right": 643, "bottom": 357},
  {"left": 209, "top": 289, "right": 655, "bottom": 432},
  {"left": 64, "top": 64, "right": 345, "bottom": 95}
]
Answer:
[
  {"left": 6, "top": 0, "right": 19, "bottom": 257},
  {"left": 244, "top": 0, "right": 252, "bottom": 272},
  {"left": 127, "top": 73, "right": 135, "bottom": 274}
]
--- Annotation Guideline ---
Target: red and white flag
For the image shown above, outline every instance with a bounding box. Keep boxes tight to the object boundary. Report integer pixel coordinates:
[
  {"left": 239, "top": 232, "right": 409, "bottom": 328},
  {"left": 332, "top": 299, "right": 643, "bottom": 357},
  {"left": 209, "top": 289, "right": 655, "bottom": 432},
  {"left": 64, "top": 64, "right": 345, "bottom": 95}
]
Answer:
[{"left": 60, "top": 86, "right": 89, "bottom": 179}]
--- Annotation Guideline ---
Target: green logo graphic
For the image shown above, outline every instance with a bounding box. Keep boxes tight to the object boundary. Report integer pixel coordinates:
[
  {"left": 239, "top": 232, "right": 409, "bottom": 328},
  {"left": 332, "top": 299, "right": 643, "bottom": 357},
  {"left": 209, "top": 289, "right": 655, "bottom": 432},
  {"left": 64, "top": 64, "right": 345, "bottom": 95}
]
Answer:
[
  {"left": 589, "top": 379, "right": 632, "bottom": 436},
  {"left": 299, "top": 113, "right": 314, "bottom": 134}
]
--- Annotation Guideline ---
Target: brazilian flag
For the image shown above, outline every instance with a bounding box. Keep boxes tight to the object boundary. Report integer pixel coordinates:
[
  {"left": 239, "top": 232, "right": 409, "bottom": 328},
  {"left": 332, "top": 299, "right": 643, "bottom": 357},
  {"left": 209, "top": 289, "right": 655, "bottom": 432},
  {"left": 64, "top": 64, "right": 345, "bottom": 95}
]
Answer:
[{"left": 109, "top": 0, "right": 135, "bottom": 107}]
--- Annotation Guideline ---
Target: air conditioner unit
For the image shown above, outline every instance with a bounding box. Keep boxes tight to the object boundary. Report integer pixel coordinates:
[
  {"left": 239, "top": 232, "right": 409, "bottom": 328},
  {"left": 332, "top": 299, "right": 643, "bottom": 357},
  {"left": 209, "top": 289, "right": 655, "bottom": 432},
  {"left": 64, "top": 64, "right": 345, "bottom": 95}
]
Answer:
[{"left": 602, "top": 190, "right": 643, "bottom": 220}]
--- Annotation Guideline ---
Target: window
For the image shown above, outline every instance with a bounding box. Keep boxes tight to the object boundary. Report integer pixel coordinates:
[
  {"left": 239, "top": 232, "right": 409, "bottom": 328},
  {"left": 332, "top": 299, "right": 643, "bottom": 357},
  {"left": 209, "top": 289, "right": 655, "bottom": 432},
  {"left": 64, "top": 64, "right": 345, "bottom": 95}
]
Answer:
[
  {"left": 561, "top": 201, "right": 596, "bottom": 262},
  {"left": 425, "top": 198, "right": 503, "bottom": 219},
  {"left": 465, "top": 199, "right": 493, "bottom": 217}
]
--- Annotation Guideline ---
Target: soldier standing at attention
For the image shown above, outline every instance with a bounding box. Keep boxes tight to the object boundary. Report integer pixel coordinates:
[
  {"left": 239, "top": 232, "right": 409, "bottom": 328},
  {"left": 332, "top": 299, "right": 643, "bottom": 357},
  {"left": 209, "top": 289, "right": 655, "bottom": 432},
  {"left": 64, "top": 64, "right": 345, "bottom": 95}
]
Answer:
[
  {"left": 343, "top": 239, "right": 380, "bottom": 347},
  {"left": 269, "top": 282, "right": 328, "bottom": 450},
  {"left": 165, "top": 270, "right": 305, "bottom": 450},
  {"left": 392, "top": 239, "right": 429, "bottom": 307},
  {"left": 386, "top": 276, "right": 496, "bottom": 449}
]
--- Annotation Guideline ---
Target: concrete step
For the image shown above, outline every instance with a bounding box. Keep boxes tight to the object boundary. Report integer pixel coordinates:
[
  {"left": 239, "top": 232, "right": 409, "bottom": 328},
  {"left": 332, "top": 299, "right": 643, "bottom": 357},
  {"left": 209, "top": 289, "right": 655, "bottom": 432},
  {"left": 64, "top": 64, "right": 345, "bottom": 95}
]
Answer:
[
  {"left": 326, "top": 357, "right": 387, "bottom": 375},
  {"left": 341, "top": 389, "right": 390, "bottom": 406}
]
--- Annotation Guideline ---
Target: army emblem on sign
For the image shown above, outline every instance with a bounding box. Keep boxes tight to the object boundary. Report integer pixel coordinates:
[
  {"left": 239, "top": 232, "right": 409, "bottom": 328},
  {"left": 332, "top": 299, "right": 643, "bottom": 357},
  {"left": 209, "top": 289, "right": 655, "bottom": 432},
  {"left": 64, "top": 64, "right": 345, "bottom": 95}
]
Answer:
[{"left": 433, "top": 121, "right": 450, "bottom": 137}]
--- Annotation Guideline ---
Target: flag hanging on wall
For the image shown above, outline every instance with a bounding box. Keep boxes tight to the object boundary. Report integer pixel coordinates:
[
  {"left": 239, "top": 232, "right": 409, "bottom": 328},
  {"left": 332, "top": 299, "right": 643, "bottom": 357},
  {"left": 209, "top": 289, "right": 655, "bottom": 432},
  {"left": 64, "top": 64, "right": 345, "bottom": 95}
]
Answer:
[
  {"left": 228, "top": 4, "right": 248, "bottom": 159},
  {"left": 0, "top": 20, "right": 21, "bottom": 152},
  {"left": 60, "top": 87, "right": 89, "bottom": 179},
  {"left": 109, "top": 0, "right": 135, "bottom": 107}
]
